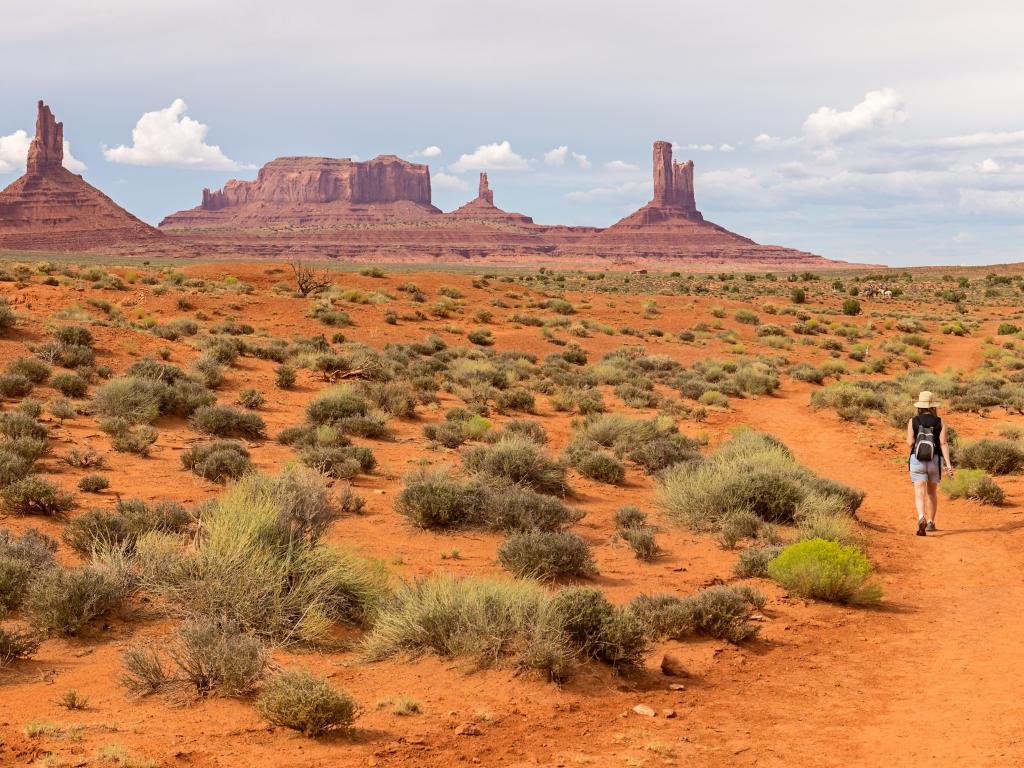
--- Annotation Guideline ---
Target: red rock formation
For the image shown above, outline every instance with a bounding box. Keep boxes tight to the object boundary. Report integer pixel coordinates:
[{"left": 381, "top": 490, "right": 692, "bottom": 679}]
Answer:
[
  {"left": 162, "top": 155, "right": 439, "bottom": 228},
  {"left": 0, "top": 101, "right": 160, "bottom": 251},
  {"left": 448, "top": 172, "right": 534, "bottom": 225}
]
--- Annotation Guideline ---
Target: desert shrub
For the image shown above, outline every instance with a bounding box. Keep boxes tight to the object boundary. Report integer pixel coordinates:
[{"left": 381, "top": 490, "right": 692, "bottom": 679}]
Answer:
[
  {"left": 306, "top": 385, "right": 368, "bottom": 424},
  {"left": 791, "top": 287, "right": 806, "bottom": 304},
  {"left": 92, "top": 377, "right": 162, "bottom": 423},
  {"left": 659, "top": 430, "right": 863, "bottom": 531},
  {"left": 550, "top": 587, "right": 647, "bottom": 669},
  {"left": 363, "top": 574, "right": 573, "bottom": 680},
  {"left": 2, "top": 476, "right": 74, "bottom": 516},
  {"left": 275, "top": 365, "right": 297, "bottom": 389},
  {"left": 190, "top": 404, "right": 265, "bottom": 439},
  {"left": 0, "top": 300, "right": 16, "bottom": 333},
  {"left": 0, "top": 411, "right": 47, "bottom": 441},
  {"left": 78, "top": 474, "right": 110, "bottom": 493},
  {"left": 17, "top": 398, "right": 42, "bottom": 418},
  {"left": 237, "top": 388, "right": 265, "bottom": 409},
  {"left": 0, "top": 449, "right": 32, "bottom": 487},
  {"left": 619, "top": 525, "right": 661, "bottom": 560},
  {"left": 495, "top": 388, "right": 535, "bottom": 413},
  {"left": 24, "top": 563, "right": 129, "bottom": 635},
  {"left": 630, "top": 585, "right": 759, "bottom": 643},
  {"left": 7, "top": 357, "right": 50, "bottom": 384},
  {"left": 0, "top": 625, "right": 40, "bottom": 666},
  {"left": 795, "top": 500, "right": 865, "bottom": 547},
  {"left": 768, "top": 538, "right": 882, "bottom": 604},
  {"left": 481, "top": 481, "right": 581, "bottom": 532},
  {"left": 363, "top": 381, "right": 416, "bottom": 417},
  {"left": 51, "top": 372, "right": 88, "bottom": 398},
  {"left": 572, "top": 450, "right": 625, "bottom": 484},
  {"left": 169, "top": 619, "right": 268, "bottom": 697},
  {"left": 395, "top": 471, "right": 486, "bottom": 529},
  {"left": 468, "top": 328, "right": 494, "bottom": 346},
  {"left": 110, "top": 425, "right": 158, "bottom": 455},
  {"left": 138, "top": 472, "right": 389, "bottom": 642},
  {"left": 734, "top": 545, "right": 783, "bottom": 578},
  {"left": 956, "top": 439, "right": 1024, "bottom": 475},
  {"left": 181, "top": 441, "right": 253, "bottom": 482},
  {"left": 62, "top": 499, "right": 191, "bottom": 556},
  {"left": 841, "top": 299, "right": 862, "bottom": 316},
  {"left": 735, "top": 309, "right": 760, "bottom": 325},
  {"left": 463, "top": 436, "right": 569, "bottom": 495},
  {"left": 998, "top": 323, "right": 1020, "bottom": 336},
  {"left": 941, "top": 468, "right": 1004, "bottom": 505},
  {"left": 498, "top": 530, "right": 597, "bottom": 580},
  {"left": 299, "top": 444, "right": 375, "bottom": 479},
  {"left": 627, "top": 434, "right": 701, "bottom": 473},
  {"left": 0, "top": 374, "right": 34, "bottom": 398},
  {"left": 55, "top": 325, "right": 93, "bottom": 347},
  {"left": 257, "top": 669, "right": 358, "bottom": 736}
]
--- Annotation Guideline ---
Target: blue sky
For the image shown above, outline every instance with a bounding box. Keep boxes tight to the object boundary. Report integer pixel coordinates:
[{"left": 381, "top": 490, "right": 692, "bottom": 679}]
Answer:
[{"left": 2, "top": 0, "right": 1023, "bottom": 266}]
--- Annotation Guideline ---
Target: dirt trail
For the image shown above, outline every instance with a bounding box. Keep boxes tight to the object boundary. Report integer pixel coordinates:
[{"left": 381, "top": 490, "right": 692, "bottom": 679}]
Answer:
[{"left": 728, "top": 382, "right": 1024, "bottom": 767}]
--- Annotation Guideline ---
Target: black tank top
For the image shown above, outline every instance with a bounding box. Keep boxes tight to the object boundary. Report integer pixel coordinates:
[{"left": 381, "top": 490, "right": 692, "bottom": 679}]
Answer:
[{"left": 911, "top": 413, "right": 943, "bottom": 461}]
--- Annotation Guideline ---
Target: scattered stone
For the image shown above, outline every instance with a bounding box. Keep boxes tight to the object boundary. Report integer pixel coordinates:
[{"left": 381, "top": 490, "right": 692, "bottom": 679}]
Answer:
[
  {"left": 660, "top": 654, "right": 690, "bottom": 677},
  {"left": 632, "top": 704, "right": 656, "bottom": 717},
  {"left": 454, "top": 722, "right": 483, "bottom": 736},
  {"left": 668, "top": 684, "right": 687, "bottom": 691},
  {"left": 663, "top": 709, "right": 677, "bottom": 719}
]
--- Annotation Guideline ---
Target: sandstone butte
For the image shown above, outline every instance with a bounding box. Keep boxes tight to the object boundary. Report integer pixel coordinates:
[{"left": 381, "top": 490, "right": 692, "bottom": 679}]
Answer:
[
  {"left": 0, "top": 99, "right": 843, "bottom": 268},
  {"left": 0, "top": 101, "right": 161, "bottom": 250}
]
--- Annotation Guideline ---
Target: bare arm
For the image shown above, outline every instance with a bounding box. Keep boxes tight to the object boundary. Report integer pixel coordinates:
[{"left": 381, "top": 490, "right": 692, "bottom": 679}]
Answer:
[
  {"left": 941, "top": 423, "right": 954, "bottom": 476},
  {"left": 906, "top": 419, "right": 915, "bottom": 449}
]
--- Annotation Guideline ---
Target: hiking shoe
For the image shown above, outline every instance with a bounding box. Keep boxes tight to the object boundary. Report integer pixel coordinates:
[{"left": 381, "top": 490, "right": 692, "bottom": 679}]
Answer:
[
  {"left": 917, "top": 519, "right": 927, "bottom": 536},
  {"left": 926, "top": 520, "right": 936, "bottom": 532}
]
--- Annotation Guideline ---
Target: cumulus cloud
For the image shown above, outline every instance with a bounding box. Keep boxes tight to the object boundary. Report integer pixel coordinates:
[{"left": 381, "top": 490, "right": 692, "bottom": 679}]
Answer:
[
  {"left": 572, "top": 151, "right": 591, "bottom": 169},
  {"left": 604, "top": 159, "right": 639, "bottom": 172},
  {"left": 978, "top": 158, "right": 1001, "bottom": 173},
  {"left": 543, "top": 145, "right": 568, "bottom": 166},
  {"left": 0, "top": 130, "right": 86, "bottom": 174},
  {"left": 719, "top": 143, "right": 735, "bottom": 152},
  {"left": 432, "top": 171, "right": 469, "bottom": 191},
  {"left": 103, "top": 99, "right": 246, "bottom": 169},
  {"left": 449, "top": 140, "right": 529, "bottom": 172},
  {"left": 682, "top": 143, "right": 715, "bottom": 152},
  {"left": 412, "top": 145, "right": 441, "bottom": 158},
  {"left": 565, "top": 180, "right": 648, "bottom": 205},
  {"left": 802, "top": 88, "right": 908, "bottom": 145}
]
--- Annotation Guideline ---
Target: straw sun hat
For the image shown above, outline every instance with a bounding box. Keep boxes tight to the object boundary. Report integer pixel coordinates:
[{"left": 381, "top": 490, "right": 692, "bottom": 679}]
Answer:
[{"left": 914, "top": 391, "right": 941, "bottom": 409}]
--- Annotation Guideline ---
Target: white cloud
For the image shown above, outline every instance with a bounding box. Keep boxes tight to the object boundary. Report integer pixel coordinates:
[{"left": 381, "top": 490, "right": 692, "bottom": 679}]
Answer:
[
  {"left": 802, "top": 88, "right": 908, "bottom": 145},
  {"left": 0, "top": 130, "right": 30, "bottom": 174},
  {"left": 565, "top": 180, "right": 648, "bottom": 205},
  {"left": 719, "top": 143, "right": 735, "bottom": 152},
  {"left": 449, "top": 140, "right": 529, "bottom": 172},
  {"left": 572, "top": 152, "right": 591, "bottom": 169},
  {"left": 432, "top": 171, "right": 469, "bottom": 191},
  {"left": 412, "top": 145, "right": 441, "bottom": 158},
  {"left": 543, "top": 145, "right": 568, "bottom": 166},
  {"left": 103, "top": 99, "right": 246, "bottom": 169},
  {"left": 0, "top": 130, "right": 86, "bottom": 174},
  {"left": 921, "top": 130, "right": 1024, "bottom": 150},
  {"left": 978, "top": 158, "right": 1001, "bottom": 173},
  {"left": 683, "top": 143, "right": 714, "bottom": 152},
  {"left": 604, "top": 159, "right": 639, "bottom": 172}
]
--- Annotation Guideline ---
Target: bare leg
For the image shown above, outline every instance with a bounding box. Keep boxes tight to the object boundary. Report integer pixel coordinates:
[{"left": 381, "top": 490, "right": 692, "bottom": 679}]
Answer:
[
  {"left": 914, "top": 481, "right": 928, "bottom": 522},
  {"left": 927, "top": 482, "right": 939, "bottom": 525}
]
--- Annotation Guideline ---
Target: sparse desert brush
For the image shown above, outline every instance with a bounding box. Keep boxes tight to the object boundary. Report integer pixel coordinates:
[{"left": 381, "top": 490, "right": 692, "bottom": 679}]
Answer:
[
  {"left": 0, "top": 300, "right": 16, "bottom": 333},
  {"left": 0, "top": 373, "right": 34, "bottom": 398},
  {"left": 498, "top": 529, "right": 597, "bottom": 580},
  {"left": 7, "top": 356, "right": 50, "bottom": 384},
  {"left": 941, "top": 468, "right": 1004, "bottom": 504},
  {"left": 395, "top": 470, "right": 486, "bottom": 529},
  {"left": 363, "top": 574, "right": 574, "bottom": 680},
  {"left": 78, "top": 474, "right": 110, "bottom": 493},
  {"left": 307, "top": 384, "right": 369, "bottom": 424},
  {"left": 2, "top": 476, "right": 74, "bottom": 516},
  {"left": 0, "top": 625, "right": 40, "bottom": 666},
  {"left": 768, "top": 538, "right": 882, "bottom": 605},
  {"left": 137, "top": 470, "right": 389, "bottom": 642},
  {"left": 463, "top": 436, "right": 569, "bottom": 495},
  {"left": 629, "top": 585, "right": 760, "bottom": 644},
  {"left": 658, "top": 430, "right": 862, "bottom": 531},
  {"left": 550, "top": 587, "right": 647, "bottom": 669},
  {"left": 24, "top": 559, "right": 132, "bottom": 635},
  {"left": 50, "top": 372, "right": 88, "bottom": 397},
  {"left": 257, "top": 669, "right": 358, "bottom": 736},
  {"left": 571, "top": 449, "right": 625, "bottom": 484},
  {"left": 63, "top": 498, "right": 191, "bottom": 556},
  {"left": 734, "top": 545, "right": 784, "bottom": 578},
  {"left": 955, "top": 439, "right": 1024, "bottom": 475},
  {"left": 181, "top": 440, "right": 253, "bottom": 482}
]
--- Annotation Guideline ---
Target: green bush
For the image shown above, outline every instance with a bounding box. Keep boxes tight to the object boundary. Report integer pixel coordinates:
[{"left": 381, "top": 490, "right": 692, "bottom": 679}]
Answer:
[
  {"left": 0, "top": 411, "right": 48, "bottom": 441},
  {"left": 956, "top": 439, "right": 1024, "bottom": 475},
  {"left": 51, "top": 372, "right": 88, "bottom": 398},
  {"left": 78, "top": 474, "right": 110, "bottom": 493},
  {"left": 498, "top": 530, "right": 597, "bottom": 580},
  {"left": 941, "top": 468, "right": 1003, "bottom": 505},
  {"left": 468, "top": 328, "right": 494, "bottom": 346},
  {"left": 55, "top": 325, "right": 93, "bottom": 347},
  {"left": 62, "top": 498, "right": 191, "bottom": 556},
  {"left": 550, "top": 587, "right": 647, "bottom": 669},
  {"left": 190, "top": 405, "right": 266, "bottom": 439},
  {"left": 306, "top": 385, "right": 368, "bottom": 424},
  {"left": 395, "top": 471, "right": 485, "bottom": 529},
  {"left": 791, "top": 287, "right": 806, "bottom": 304},
  {"left": 573, "top": 450, "right": 625, "bottom": 484},
  {"left": 2, "top": 476, "right": 74, "bottom": 516},
  {"left": 138, "top": 471, "right": 389, "bottom": 643},
  {"left": 24, "top": 563, "right": 129, "bottom": 635},
  {"left": 7, "top": 356, "right": 50, "bottom": 384},
  {"left": 768, "top": 539, "right": 882, "bottom": 604},
  {"left": 841, "top": 299, "right": 862, "bottom": 316},
  {"left": 0, "top": 300, "right": 16, "bottom": 333},
  {"left": 257, "top": 669, "right": 358, "bottom": 736},
  {"left": 181, "top": 441, "right": 253, "bottom": 482},
  {"left": 619, "top": 525, "right": 661, "bottom": 560},
  {"left": 237, "top": 388, "right": 265, "bottom": 409},
  {"left": 629, "top": 585, "right": 759, "bottom": 643},
  {"left": 0, "top": 374, "right": 34, "bottom": 398},
  {"left": 463, "top": 436, "right": 569, "bottom": 495},
  {"left": 363, "top": 574, "right": 573, "bottom": 680},
  {"left": 275, "top": 365, "right": 297, "bottom": 389}
]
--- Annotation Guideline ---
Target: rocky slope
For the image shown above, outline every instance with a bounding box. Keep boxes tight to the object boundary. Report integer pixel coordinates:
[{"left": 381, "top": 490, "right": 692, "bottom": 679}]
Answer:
[{"left": 0, "top": 102, "right": 160, "bottom": 250}]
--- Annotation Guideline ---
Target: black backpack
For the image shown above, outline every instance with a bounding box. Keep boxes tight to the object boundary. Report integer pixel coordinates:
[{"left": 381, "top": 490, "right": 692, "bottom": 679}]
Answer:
[{"left": 914, "top": 421, "right": 937, "bottom": 461}]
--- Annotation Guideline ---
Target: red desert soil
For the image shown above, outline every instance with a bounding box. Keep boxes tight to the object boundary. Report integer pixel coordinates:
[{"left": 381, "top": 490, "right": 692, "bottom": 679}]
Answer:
[{"left": 0, "top": 263, "right": 1022, "bottom": 768}]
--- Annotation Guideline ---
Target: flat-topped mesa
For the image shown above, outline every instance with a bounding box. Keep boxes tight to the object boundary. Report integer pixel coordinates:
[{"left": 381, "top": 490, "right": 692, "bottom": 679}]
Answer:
[{"left": 26, "top": 101, "right": 63, "bottom": 176}]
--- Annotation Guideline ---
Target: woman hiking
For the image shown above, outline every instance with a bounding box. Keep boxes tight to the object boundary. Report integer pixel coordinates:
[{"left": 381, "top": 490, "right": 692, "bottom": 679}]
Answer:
[{"left": 907, "top": 391, "right": 954, "bottom": 536}]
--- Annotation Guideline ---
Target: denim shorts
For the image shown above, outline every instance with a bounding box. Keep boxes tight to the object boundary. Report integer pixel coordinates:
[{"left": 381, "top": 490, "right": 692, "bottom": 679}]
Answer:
[{"left": 909, "top": 455, "right": 942, "bottom": 484}]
